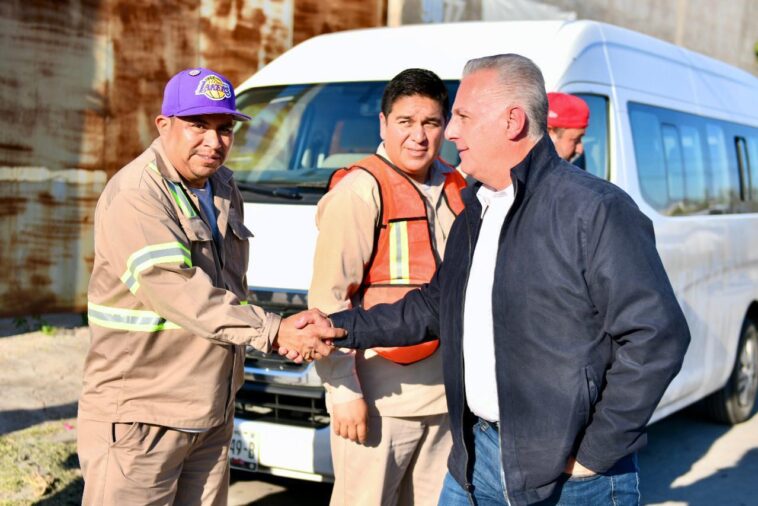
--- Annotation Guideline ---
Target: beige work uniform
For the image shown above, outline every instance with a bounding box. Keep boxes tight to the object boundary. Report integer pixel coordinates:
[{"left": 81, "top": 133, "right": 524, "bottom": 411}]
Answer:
[
  {"left": 78, "top": 138, "right": 281, "bottom": 506},
  {"left": 310, "top": 145, "right": 457, "bottom": 506}
]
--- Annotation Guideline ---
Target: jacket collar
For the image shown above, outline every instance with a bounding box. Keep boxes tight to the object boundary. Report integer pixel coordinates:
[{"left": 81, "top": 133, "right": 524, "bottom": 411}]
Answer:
[
  {"left": 149, "top": 137, "right": 235, "bottom": 193},
  {"left": 461, "top": 133, "right": 560, "bottom": 213},
  {"left": 510, "top": 133, "right": 560, "bottom": 199}
]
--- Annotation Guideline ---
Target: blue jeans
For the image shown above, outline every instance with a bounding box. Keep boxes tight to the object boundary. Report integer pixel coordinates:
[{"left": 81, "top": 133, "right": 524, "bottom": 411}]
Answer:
[{"left": 438, "top": 419, "right": 640, "bottom": 506}]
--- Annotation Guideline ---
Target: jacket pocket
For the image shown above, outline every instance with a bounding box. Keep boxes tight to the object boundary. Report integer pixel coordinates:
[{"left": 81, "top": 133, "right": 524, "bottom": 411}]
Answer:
[
  {"left": 584, "top": 366, "right": 599, "bottom": 410},
  {"left": 228, "top": 209, "right": 254, "bottom": 240},
  {"left": 182, "top": 215, "right": 213, "bottom": 243},
  {"left": 110, "top": 421, "right": 142, "bottom": 448}
]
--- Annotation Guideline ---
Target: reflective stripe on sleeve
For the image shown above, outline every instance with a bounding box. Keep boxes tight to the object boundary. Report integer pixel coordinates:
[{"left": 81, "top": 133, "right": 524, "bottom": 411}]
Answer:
[
  {"left": 87, "top": 302, "right": 181, "bottom": 332},
  {"left": 388, "top": 221, "right": 410, "bottom": 284},
  {"left": 121, "top": 242, "right": 192, "bottom": 294}
]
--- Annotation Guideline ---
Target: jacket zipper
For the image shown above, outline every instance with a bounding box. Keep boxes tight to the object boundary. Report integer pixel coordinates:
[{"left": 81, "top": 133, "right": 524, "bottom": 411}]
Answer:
[
  {"left": 496, "top": 178, "right": 520, "bottom": 506},
  {"left": 187, "top": 187, "right": 234, "bottom": 423},
  {"left": 459, "top": 205, "right": 476, "bottom": 494}
]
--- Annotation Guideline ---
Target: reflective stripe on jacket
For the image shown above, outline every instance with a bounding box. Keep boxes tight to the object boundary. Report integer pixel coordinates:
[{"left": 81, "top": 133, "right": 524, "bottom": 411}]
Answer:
[
  {"left": 328, "top": 154, "right": 466, "bottom": 364},
  {"left": 80, "top": 138, "right": 280, "bottom": 429}
]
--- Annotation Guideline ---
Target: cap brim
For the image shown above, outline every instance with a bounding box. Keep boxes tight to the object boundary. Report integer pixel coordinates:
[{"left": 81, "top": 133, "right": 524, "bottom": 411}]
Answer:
[{"left": 173, "top": 105, "right": 251, "bottom": 121}]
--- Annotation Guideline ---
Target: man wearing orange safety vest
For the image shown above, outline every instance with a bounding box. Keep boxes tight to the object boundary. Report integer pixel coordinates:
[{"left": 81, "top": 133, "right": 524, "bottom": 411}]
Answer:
[{"left": 309, "top": 69, "right": 466, "bottom": 505}]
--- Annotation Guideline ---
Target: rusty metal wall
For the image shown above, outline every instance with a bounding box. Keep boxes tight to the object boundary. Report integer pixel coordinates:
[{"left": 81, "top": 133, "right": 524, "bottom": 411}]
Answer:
[
  {"left": 0, "top": 168, "right": 105, "bottom": 316},
  {"left": 0, "top": 0, "right": 384, "bottom": 317},
  {"left": 293, "top": 0, "right": 385, "bottom": 45}
]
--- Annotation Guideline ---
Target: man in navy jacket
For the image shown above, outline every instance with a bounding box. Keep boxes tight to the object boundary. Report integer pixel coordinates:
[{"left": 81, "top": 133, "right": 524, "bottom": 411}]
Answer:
[{"left": 325, "top": 54, "right": 690, "bottom": 505}]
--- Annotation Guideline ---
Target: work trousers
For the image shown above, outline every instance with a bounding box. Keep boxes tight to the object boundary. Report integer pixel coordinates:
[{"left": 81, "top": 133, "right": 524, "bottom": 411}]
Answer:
[
  {"left": 330, "top": 413, "right": 452, "bottom": 506},
  {"left": 77, "top": 416, "right": 233, "bottom": 506}
]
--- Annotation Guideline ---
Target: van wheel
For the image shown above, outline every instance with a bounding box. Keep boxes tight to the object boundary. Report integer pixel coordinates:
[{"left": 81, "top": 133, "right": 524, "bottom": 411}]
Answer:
[{"left": 703, "top": 318, "right": 758, "bottom": 424}]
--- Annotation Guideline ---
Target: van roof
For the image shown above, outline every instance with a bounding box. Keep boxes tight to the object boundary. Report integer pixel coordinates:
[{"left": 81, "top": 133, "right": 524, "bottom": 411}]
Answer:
[{"left": 237, "top": 20, "right": 758, "bottom": 124}]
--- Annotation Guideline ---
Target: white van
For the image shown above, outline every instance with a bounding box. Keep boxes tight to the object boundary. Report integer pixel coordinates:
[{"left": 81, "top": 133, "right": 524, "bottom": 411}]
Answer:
[{"left": 225, "top": 20, "right": 758, "bottom": 482}]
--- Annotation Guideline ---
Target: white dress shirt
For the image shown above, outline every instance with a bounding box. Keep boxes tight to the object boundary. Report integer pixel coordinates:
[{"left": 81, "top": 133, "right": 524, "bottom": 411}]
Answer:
[{"left": 462, "top": 183, "right": 515, "bottom": 422}]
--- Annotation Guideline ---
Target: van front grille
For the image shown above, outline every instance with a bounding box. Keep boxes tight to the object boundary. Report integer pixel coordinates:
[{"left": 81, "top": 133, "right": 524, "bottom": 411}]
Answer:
[{"left": 235, "top": 381, "right": 329, "bottom": 427}]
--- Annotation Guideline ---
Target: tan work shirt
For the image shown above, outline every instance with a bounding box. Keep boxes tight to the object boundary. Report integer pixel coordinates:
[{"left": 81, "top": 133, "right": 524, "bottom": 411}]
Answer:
[
  {"left": 80, "top": 139, "right": 281, "bottom": 429},
  {"left": 310, "top": 145, "right": 459, "bottom": 417}
]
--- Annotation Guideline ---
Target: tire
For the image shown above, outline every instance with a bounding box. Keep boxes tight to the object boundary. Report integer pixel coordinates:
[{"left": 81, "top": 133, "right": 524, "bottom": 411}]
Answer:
[{"left": 703, "top": 318, "right": 758, "bottom": 424}]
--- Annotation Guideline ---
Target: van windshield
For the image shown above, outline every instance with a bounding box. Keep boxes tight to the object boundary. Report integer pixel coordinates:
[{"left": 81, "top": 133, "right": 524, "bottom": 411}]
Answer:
[{"left": 226, "top": 82, "right": 461, "bottom": 189}]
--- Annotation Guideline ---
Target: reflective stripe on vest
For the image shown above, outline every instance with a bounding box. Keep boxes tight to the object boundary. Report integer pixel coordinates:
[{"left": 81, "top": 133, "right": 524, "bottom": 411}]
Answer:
[
  {"left": 87, "top": 301, "right": 180, "bottom": 332},
  {"left": 388, "top": 220, "right": 411, "bottom": 284},
  {"left": 328, "top": 154, "right": 466, "bottom": 364}
]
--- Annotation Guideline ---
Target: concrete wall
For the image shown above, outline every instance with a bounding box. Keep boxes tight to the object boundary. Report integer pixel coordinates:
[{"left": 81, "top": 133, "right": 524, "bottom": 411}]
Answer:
[
  {"left": 0, "top": 0, "right": 384, "bottom": 316},
  {"left": 388, "top": 0, "right": 758, "bottom": 77}
]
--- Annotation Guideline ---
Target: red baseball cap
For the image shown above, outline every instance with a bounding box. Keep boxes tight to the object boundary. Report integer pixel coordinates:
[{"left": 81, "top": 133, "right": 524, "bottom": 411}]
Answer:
[{"left": 547, "top": 92, "right": 589, "bottom": 129}]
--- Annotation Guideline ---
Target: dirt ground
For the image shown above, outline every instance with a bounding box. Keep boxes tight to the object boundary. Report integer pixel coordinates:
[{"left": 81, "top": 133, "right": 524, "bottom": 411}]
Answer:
[{"left": 0, "top": 314, "right": 88, "bottom": 505}]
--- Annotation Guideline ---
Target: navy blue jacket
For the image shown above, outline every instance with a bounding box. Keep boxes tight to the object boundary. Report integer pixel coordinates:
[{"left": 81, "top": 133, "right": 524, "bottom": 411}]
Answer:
[{"left": 330, "top": 136, "right": 690, "bottom": 505}]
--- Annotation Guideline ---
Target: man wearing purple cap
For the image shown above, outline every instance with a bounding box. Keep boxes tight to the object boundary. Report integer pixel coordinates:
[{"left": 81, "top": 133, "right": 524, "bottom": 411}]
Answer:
[{"left": 77, "top": 68, "right": 342, "bottom": 505}]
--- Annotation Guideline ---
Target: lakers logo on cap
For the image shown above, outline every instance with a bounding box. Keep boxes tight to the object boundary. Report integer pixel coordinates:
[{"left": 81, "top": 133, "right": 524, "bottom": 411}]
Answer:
[{"left": 194, "top": 75, "right": 232, "bottom": 101}]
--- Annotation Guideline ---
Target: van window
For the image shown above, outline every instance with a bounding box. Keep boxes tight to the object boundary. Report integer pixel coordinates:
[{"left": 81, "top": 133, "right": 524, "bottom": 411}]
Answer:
[
  {"left": 661, "top": 124, "right": 685, "bottom": 205},
  {"left": 227, "top": 82, "right": 460, "bottom": 187},
  {"left": 748, "top": 137, "right": 758, "bottom": 201},
  {"left": 629, "top": 102, "right": 758, "bottom": 215},
  {"left": 575, "top": 94, "right": 609, "bottom": 180},
  {"left": 680, "top": 125, "right": 707, "bottom": 210},
  {"left": 705, "top": 123, "right": 733, "bottom": 210},
  {"left": 735, "top": 137, "right": 750, "bottom": 200},
  {"left": 629, "top": 108, "right": 668, "bottom": 210}
]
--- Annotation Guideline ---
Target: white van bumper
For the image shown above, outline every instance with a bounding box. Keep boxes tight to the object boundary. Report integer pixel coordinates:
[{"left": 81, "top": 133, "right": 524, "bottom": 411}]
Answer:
[{"left": 231, "top": 417, "right": 334, "bottom": 482}]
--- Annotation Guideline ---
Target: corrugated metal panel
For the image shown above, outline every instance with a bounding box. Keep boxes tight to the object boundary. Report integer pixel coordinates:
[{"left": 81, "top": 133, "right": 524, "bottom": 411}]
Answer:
[
  {"left": 0, "top": 0, "right": 107, "bottom": 173},
  {"left": 293, "top": 0, "right": 385, "bottom": 45},
  {"left": 0, "top": 168, "right": 106, "bottom": 317}
]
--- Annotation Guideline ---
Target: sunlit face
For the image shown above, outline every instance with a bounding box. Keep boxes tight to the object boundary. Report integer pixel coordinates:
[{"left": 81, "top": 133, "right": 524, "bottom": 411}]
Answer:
[
  {"left": 156, "top": 114, "right": 235, "bottom": 188},
  {"left": 380, "top": 95, "right": 445, "bottom": 183},
  {"left": 445, "top": 69, "right": 512, "bottom": 184},
  {"left": 549, "top": 127, "right": 586, "bottom": 161}
]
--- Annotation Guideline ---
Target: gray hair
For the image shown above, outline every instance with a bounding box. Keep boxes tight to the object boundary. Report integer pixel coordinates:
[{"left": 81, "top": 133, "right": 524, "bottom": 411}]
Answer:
[{"left": 462, "top": 54, "right": 548, "bottom": 139}]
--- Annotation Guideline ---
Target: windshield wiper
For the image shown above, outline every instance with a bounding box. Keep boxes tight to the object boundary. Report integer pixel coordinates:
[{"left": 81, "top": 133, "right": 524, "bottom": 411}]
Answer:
[
  {"left": 236, "top": 182, "right": 302, "bottom": 200},
  {"left": 293, "top": 180, "right": 329, "bottom": 190}
]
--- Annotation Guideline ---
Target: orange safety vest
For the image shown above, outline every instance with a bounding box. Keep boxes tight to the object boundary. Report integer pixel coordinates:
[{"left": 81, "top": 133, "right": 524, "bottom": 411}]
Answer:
[{"left": 328, "top": 154, "right": 466, "bottom": 364}]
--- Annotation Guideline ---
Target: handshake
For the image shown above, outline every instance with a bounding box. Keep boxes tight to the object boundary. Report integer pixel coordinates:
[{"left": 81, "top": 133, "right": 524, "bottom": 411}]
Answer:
[{"left": 272, "top": 308, "right": 346, "bottom": 363}]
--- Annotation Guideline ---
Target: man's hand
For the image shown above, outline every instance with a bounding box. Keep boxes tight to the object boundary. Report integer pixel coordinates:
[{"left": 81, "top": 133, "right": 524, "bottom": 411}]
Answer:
[
  {"left": 332, "top": 398, "right": 369, "bottom": 444},
  {"left": 274, "top": 309, "right": 345, "bottom": 363},
  {"left": 564, "top": 455, "right": 597, "bottom": 478}
]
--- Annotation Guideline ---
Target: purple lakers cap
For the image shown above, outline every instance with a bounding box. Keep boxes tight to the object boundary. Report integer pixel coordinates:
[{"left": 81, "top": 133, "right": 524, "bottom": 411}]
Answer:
[{"left": 161, "top": 68, "right": 251, "bottom": 121}]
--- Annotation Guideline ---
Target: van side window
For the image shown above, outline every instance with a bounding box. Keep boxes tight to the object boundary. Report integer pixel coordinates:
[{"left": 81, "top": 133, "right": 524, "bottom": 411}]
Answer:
[
  {"left": 680, "top": 125, "right": 707, "bottom": 211},
  {"left": 704, "top": 124, "right": 733, "bottom": 211},
  {"left": 661, "top": 124, "right": 685, "bottom": 207},
  {"left": 629, "top": 108, "right": 668, "bottom": 210},
  {"left": 629, "top": 102, "right": 756, "bottom": 216},
  {"left": 575, "top": 94, "right": 608, "bottom": 180},
  {"left": 748, "top": 137, "right": 758, "bottom": 202}
]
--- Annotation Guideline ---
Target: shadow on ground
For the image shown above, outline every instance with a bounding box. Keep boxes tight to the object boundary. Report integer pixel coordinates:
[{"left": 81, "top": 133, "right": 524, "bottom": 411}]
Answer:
[
  {"left": 230, "top": 470, "right": 332, "bottom": 505},
  {"left": 639, "top": 409, "right": 758, "bottom": 505},
  {"left": 32, "top": 453, "right": 83, "bottom": 506},
  {"left": 0, "top": 402, "right": 79, "bottom": 436}
]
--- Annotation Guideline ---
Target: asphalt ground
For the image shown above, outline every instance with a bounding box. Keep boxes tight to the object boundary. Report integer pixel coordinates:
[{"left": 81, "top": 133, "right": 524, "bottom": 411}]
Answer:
[{"left": 1, "top": 319, "right": 756, "bottom": 505}]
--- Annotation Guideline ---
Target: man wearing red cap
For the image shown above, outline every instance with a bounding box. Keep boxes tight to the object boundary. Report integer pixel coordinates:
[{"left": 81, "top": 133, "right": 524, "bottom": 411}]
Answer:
[
  {"left": 77, "top": 68, "right": 342, "bottom": 505},
  {"left": 547, "top": 92, "right": 590, "bottom": 162}
]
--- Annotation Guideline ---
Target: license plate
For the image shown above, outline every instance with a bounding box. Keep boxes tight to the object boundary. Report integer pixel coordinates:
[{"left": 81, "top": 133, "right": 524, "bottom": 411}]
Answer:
[{"left": 229, "top": 425, "right": 259, "bottom": 471}]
